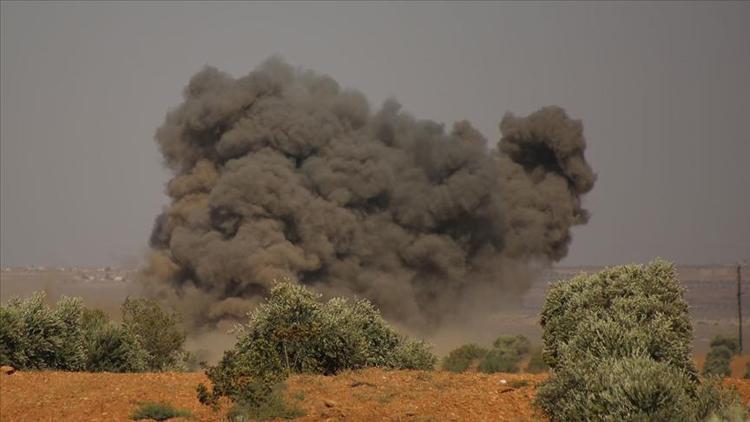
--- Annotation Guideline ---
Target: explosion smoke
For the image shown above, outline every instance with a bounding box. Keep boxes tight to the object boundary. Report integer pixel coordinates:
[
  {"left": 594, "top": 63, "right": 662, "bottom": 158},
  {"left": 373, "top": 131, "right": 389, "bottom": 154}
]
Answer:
[{"left": 142, "top": 58, "right": 595, "bottom": 329}]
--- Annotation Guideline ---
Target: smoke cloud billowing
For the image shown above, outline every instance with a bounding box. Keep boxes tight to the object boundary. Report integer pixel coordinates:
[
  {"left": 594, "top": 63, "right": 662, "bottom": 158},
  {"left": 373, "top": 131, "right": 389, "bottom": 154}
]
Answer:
[{"left": 142, "top": 58, "right": 595, "bottom": 330}]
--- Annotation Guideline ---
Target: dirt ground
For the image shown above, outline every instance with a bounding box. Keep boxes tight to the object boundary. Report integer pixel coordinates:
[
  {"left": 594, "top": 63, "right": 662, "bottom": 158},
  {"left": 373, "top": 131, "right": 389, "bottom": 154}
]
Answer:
[{"left": 1, "top": 362, "right": 749, "bottom": 422}]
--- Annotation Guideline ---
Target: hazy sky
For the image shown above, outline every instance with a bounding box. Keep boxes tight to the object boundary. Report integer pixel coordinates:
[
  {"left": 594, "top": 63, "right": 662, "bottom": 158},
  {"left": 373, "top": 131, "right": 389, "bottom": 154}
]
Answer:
[{"left": 1, "top": 1, "right": 748, "bottom": 267}]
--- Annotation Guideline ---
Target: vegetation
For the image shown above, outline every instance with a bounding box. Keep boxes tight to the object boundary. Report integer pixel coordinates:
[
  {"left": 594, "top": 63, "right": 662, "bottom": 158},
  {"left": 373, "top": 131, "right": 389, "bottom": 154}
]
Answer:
[
  {"left": 130, "top": 401, "right": 192, "bottom": 421},
  {"left": 197, "top": 279, "right": 436, "bottom": 418},
  {"left": 703, "top": 345, "right": 733, "bottom": 378},
  {"left": 477, "top": 335, "right": 529, "bottom": 374},
  {"left": 441, "top": 344, "right": 487, "bottom": 372},
  {"left": 443, "top": 335, "right": 536, "bottom": 374},
  {"left": 536, "top": 259, "right": 737, "bottom": 421},
  {"left": 745, "top": 361, "right": 750, "bottom": 379},
  {"left": 122, "top": 298, "right": 187, "bottom": 371},
  {"left": 709, "top": 335, "right": 740, "bottom": 355},
  {"left": 0, "top": 291, "right": 186, "bottom": 373},
  {"left": 525, "top": 348, "right": 548, "bottom": 373}
]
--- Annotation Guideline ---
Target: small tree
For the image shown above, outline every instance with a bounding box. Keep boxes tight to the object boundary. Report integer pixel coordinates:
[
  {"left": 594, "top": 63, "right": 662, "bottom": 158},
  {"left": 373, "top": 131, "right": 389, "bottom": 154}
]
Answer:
[
  {"left": 121, "top": 298, "right": 186, "bottom": 371},
  {"left": 198, "top": 279, "right": 435, "bottom": 417},
  {"left": 536, "top": 260, "right": 734, "bottom": 420},
  {"left": 85, "top": 323, "right": 148, "bottom": 372}
]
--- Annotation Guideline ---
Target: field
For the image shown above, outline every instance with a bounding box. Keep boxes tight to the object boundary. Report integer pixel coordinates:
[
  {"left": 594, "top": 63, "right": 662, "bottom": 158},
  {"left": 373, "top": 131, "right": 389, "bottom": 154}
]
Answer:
[{"left": 1, "top": 362, "right": 749, "bottom": 422}]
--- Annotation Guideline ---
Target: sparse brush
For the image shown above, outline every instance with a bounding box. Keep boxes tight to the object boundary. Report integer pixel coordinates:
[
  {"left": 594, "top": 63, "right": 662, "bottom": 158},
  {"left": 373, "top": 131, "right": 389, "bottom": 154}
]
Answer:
[
  {"left": 478, "top": 348, "right": 521, "bottom": 374},
  {"left": 197, "top": 279, "right": 435, "bottom": 418},
  {"left": 525, "top": 348, "right": 548, "bottom": 374},
  {"left": 703, "top": 345, "right": 733, "bottom": 378},
  {"left": 709, "top": 335, "right": 740, "bottom": 356},
  {"left": 441, "top": 344, "right": 488, "bottom": 372},
  {"left": 130, "top": 401, "right": 192, "bottom": 421}
]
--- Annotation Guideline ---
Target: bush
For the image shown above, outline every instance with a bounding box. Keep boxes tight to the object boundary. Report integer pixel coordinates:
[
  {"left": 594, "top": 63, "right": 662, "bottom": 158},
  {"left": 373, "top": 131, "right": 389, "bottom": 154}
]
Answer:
[
  {"left": 709, "top": 335, "right": 740, "bottom": 356},
  {"left": 441, "top": 344, "right": 488, "bottom": 372},
  {"left": 745, "top": 361, "right": 750, "bottom": 379},
  {"left": 526, "top": 348, "right": 548, "bottom": 373},
  {"left": 703, "top": 345, "right": 733, "bottom": 378},
  {"left": 539, "top": 259, "right": 693, "bottom": 371},
  {"left": 85, "top": 323, "right": 149, "bottom": 373},
  {"left": 536, "top": 260, "right": 734, "bottom": 420},
  {"left": 536, "top": 353, "right": 733, "bottom": 422},
  {"left": 0, "top": 292, "right": 186, "bottom": 373},
  {"left": 492, "top": 334, "right": 531, "bottom": 357},
  {"left": 226, "top": 382, "right": 305, "bottom": 422},
  {"left": 197, "top": 280, "right": 435, "bottom": 415},
  {"left": 130, "top": 401, "right": 192, "bottom": 421},
  {"left": 122, "top": 298, "right": 186, "bottom": 371},
  {"left": 478, "top": 348, "right": 521, "bottom": 373},
  {"left": 0, "top": 292, "right": 87, "bottom": 370}
]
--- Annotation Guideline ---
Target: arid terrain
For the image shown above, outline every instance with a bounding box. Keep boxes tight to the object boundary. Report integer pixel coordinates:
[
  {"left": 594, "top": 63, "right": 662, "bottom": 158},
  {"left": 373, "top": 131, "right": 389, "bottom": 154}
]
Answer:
[{"left": 1, "top": 359, "right": 749, "bottom": 422}]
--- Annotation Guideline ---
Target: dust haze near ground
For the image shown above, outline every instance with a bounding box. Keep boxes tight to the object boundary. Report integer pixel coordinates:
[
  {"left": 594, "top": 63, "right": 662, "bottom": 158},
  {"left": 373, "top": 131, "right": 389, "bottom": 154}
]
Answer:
[
  {"left": 139, "top": 58, "right": 594, "bottom": 332},
  {"left": 1, "top": 265, "right": 746, "bottom": 361}
]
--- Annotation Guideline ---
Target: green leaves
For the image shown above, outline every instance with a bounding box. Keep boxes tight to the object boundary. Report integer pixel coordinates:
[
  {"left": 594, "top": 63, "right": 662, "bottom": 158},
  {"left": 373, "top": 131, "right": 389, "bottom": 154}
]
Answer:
[
  {"left": 199, "top": 279, "right": 436, "bottom": 417},
  {"left": 535, "top": 259, "right": 735, "bottom": 421}
]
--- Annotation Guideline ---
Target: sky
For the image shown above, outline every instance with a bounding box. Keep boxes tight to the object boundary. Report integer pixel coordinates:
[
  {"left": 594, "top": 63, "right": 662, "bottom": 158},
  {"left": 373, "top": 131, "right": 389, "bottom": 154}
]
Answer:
[{"left": 1, "top": 1, "right": 748, "bottom": 268}]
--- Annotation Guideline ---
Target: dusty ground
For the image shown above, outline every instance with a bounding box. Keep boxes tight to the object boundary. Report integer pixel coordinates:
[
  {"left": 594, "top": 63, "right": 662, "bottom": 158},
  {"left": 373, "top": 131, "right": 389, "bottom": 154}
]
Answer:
[{"left": 1, "top": 364, "right": 749, "bottom": 422}]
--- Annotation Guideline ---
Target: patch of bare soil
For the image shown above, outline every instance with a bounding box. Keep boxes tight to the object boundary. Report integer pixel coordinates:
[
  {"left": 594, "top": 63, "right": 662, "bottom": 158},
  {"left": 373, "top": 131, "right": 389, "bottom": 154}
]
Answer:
[{"left": 1, "top": 365, "right": 749, "bottom": 421}]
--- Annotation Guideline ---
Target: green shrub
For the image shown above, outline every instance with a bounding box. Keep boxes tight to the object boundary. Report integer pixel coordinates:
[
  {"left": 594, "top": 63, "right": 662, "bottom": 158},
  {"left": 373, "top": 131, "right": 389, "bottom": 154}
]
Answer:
[
  {"left": 536, "top": 260, "right": 734, "bottom": 420},
  {"left": 709, "top": 335, "right": 740, "bottom": 356},
  {"left": 0, "top": 304, "right": 26, "bottom": 368},
  {"left": 745, "top": 361, "right": 750, "bottom": 379},
  {"left": 130, "top": 401, "right": 192, "bottom": 421},
  {"left": 492, "top": 335, "right": 531, "bottom": 357},
  {"left": 441, "top": 344, "right": 488, "bottom": 372},
  {"left": 560, "top": 312, "right": 695, "bottom": 375},
  {"left": 85, "top": 323, "right": 149, "bottom": 372},
  {"left": 0, "top": 292, "right": 87, "bottom": 370},
  {"left": 197, "top": 280, "right": 435, "bottom": 416},
  {"left": 122, "top": 298, "right": 186, "bottom": 371},
  {"left": 536, "top": 353, "right": 733, "bottom": 422},
  {"left": 478, "top": 348, "right": 521, "bottom": 373},
  {"left": 703, "top": 345, "right": 733, "bottom": 378},
  {"left": 526, "top": 348, "right": 548, "bottom": 373},
  {"left": 539, "top": 259, "right": 693, "bottom": 371},
  {"left": 226, "top": 382, "right": 305, "bottom": 422}
]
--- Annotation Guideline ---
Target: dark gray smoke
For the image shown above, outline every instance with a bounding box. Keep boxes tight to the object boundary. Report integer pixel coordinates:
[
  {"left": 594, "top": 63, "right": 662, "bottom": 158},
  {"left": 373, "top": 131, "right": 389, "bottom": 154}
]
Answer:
[{"left": 142, "top": 57, "right": 595, "bottom": 329}]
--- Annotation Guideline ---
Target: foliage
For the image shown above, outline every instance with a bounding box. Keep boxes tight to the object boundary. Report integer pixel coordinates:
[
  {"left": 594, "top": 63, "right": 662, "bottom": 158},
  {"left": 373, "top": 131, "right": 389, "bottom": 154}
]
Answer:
[
  {"left": 85, "top": 323, "right": 149, "bottom": 372},
  {"left": 709, "top": 335, "right": 740, "bottom": 356},
  {"left": 745, "top": 361, "right": 750, "bottom": 379},
  {"left": 536, "top": 353, "right": 735, "bottom": 422},
  {"left": 536, "top": 260, "right": 734, "bottom": 420},
  {"left": 226, "top": 382, "right": 305, "bottom": 422},
  {"left": 703, "top": 345, "right": 733, "bottom": 378},
  {"left": 525, "top": 348, "right": 548, "bottom": 373},
  {"left": 477, "top": 334, "right": 531, "bottom": 374},
  {"left": 197, "top": 280, "right": 436, "bottom": 416},
  {"left": 130, "top": 401, "right": 192, "bottom": 421},
  {"left": 441, "top": 344, "right": 488, "bottom": 372},
  {"left": 492, "top": 334, "right": 531, "bottom": 357},
  {"left": 478, "top": 348, "right": 521, "bottom": 373},
  {"left": 0, "top": 292, "right": 86, "bottom": 370},
  {"left": 0, "top": 291, "right": 185, "bottom": 373},
  {"left": 539, "top": 259, "right": 693, "bottom": 371},
  {"left": 122, "top": 298, "right": 186, "bottom": 371}
]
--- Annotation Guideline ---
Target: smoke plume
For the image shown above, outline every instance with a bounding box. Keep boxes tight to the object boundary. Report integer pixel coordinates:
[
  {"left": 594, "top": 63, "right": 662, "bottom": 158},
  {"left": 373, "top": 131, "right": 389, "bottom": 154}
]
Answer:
[{"left": 142, "top": 57, "right": 595, "bottom": 329}]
